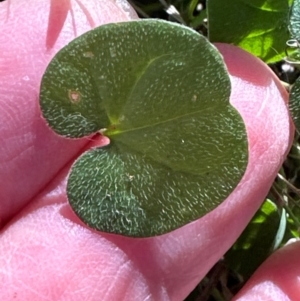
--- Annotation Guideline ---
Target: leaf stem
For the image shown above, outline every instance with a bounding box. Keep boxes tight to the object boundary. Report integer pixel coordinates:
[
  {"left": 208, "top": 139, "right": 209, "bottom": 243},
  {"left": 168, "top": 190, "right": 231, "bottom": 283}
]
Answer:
[
  {"left": 284, "top": 203, "right": 300, "bottom": 229},
  {"left": 277, "top": 173, "right": 300, "bottom": 197}
]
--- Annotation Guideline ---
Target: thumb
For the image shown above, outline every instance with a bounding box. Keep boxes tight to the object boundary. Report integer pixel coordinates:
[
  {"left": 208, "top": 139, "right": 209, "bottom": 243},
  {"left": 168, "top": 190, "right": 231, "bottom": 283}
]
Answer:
[{"left": 233, "top": 240, "right": 300, "bottom": 301}]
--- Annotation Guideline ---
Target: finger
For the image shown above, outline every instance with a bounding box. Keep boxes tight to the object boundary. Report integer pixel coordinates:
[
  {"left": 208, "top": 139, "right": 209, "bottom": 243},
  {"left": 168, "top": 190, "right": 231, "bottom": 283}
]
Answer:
[
  {"left": 0, "top": 43, "right": 293, "bottom": 300},
  {"left": 0, "top": 0, "right": 137, "bottom": 225},
  {"left": 233, "top": 240, "right": 300, "bottom": 301}
]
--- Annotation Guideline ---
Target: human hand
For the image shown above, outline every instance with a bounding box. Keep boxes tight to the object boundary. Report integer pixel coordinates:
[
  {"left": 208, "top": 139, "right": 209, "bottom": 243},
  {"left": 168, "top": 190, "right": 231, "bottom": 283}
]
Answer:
[{"left": 0, "top": 0, "right": 295, "bottom": 300}]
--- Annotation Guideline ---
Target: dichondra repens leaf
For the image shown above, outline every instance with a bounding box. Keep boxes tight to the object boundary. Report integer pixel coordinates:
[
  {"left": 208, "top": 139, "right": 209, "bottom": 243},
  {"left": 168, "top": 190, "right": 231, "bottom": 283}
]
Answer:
[{"left": 40, "top": 20, "right": 248, "bottom": 237}]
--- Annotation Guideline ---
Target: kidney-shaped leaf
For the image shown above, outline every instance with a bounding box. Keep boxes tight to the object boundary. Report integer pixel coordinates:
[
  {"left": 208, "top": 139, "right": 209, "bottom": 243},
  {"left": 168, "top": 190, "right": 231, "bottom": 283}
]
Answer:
[{"left": 40, "top": 20, "right": 248, "bottom": 237}]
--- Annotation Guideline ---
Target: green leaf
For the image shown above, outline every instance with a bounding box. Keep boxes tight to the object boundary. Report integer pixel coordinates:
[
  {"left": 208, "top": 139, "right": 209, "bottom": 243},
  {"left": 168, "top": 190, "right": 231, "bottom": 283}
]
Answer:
[
  {"left": 290, "top": 75, "right": 300, "bottom": 133},
  {"left": 286, "top": 0, "right": 300, "bottom": 63},
  {"left": 225, "top": 199, "right": 285, "bottom": 280},
  {"left": 40, "top": 20, "right": 248, "bottom": 237},
  {"left": 207, "top": 0, "right": 291, "bottom": 63},
  {"left": 289, "top": 0, "right": 300, "bottom": 39}
]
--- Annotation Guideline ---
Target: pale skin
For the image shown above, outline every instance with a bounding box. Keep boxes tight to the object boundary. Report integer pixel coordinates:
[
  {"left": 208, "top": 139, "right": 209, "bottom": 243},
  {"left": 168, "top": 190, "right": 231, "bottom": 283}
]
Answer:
[{"left": 0, "top": 0, "right": 298, "bottom": 300}]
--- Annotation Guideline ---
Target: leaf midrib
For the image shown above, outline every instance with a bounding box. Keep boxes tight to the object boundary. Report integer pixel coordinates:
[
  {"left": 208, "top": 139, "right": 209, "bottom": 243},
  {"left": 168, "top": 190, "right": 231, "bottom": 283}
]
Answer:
[{"left": 106, "top": 104, "right": 224, "bottom": 137}]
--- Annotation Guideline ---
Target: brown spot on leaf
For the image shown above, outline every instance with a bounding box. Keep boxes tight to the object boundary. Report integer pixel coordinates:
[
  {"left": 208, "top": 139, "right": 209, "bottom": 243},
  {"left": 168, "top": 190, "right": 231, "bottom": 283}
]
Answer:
[
  {"left": 83, "top": 51, "right": 94, "bottom": 58},
  {"left": 68, "top": 90, "right": 81, "bottom": 103}
]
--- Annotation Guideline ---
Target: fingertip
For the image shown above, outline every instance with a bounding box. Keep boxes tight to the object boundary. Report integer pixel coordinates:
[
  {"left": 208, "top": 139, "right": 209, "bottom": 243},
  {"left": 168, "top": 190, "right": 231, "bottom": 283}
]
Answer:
[{"left": 234, "top": 241, "right": 300, "bottom": 301}]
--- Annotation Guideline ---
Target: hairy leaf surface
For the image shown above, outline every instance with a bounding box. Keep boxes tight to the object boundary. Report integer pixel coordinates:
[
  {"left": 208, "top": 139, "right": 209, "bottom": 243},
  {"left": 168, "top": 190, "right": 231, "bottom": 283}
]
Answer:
[{"left": 40, "top": 20, "right": 248, "bottom": 237}]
